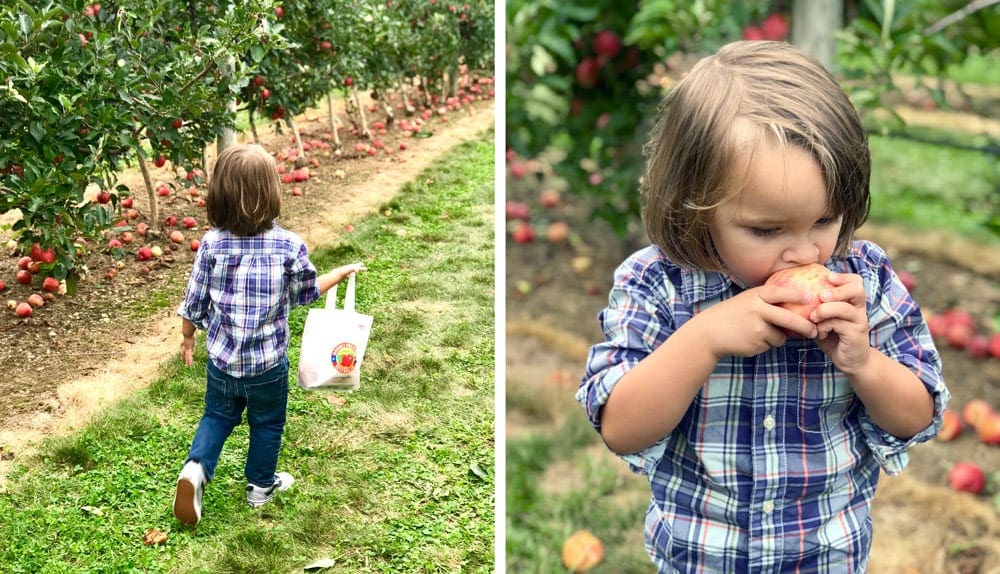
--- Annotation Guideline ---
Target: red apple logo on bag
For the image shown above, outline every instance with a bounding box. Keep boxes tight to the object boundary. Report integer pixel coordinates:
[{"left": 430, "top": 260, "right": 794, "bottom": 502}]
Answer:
[{"left": 331, "top": 342, "right": 357, "bottom": 374}]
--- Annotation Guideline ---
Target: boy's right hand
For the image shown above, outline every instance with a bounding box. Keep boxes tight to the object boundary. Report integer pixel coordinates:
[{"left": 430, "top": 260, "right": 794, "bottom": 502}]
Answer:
[
  {"left": 694, "top": 285, "right": 818, "bottom": 358},
  {"left": 180, "top": 335, "right": 196, "bottom": 367}
]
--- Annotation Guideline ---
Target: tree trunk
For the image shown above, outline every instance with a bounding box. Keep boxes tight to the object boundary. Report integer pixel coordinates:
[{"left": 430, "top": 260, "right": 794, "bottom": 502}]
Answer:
[
  {"left": 792, "top": 0, "right": 843, "bottom": 73},
  {"left": 327, "top": 93, "right": 341, "bottom": 148},
  {"left": 286, "top": 116, "right": 308, "bottom": 168},
  {"left": 136, "top": 153, "right": 159, "bottom": 231}
]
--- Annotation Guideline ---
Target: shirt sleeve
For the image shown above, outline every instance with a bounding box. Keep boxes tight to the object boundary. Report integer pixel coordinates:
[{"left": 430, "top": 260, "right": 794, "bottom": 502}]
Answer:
[
  {"left": 576, "top": 254, "right": 677, "bottom": 476},
  {"left": 177, "top": 238, "right": 213, "bottom": 330},
  {"left": 287, "top": 241, "right": 320, "bottom": 308},
  {"left": 852, "top": 242, "right": 950, "bottom": 475}
]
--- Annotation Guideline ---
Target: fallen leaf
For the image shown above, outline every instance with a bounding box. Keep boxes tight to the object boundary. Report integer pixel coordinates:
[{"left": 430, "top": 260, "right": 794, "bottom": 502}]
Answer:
[
  {"left": 81, "top": 505, "right": 104, "bottom": 516},
  {"left": 468, "top": 461, "right": 490, "bottom": 482},
  {"left": 325, "top": 395, "right": 346, "bottom": 407},
  {"left": 142, "top": 528, "right": 168, "bottom": 546},
  {"left": 304, "top": 557, "right": 336, "bottom": 571},
  {"left": 334, "top": 169, "right": 345, "bottom": 179}
]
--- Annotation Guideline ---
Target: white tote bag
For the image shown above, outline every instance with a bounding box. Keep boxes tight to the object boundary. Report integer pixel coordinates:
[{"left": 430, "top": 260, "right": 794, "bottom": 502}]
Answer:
[{"left": 297, "top": 273, "right": 373, "bottom": 391}]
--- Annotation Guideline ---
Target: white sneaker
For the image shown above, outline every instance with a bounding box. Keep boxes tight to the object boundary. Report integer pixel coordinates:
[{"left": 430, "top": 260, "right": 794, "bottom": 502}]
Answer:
[
  {"left": 246, "top": 472, "right": 294, "bottom": 508},
  {"left": 173, "top": 460, "right": 206, "bottom": 526}
]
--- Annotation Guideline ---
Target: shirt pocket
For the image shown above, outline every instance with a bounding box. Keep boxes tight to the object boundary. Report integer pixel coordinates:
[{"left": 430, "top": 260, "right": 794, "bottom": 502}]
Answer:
[{"left": 796, "top": 348, "right": 855, "bottom": 434}]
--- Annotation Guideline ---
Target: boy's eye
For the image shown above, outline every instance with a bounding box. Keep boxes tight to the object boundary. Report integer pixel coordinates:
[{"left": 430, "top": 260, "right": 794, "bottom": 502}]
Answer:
[{"left": 750, "top": 227, "right": 779, "bottom": 237}]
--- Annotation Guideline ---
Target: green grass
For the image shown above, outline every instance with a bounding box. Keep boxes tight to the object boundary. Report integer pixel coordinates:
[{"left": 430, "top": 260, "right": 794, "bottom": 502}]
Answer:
[
  {"left": 946, "top": 49, "right": 1000, "bottom": 86},
  {"left": 868, "top": 134, "right": 999, "bottom": 240},
  {"left": 505, "top": 379, "right": 651, "bottom": 573},
  {"left": 0, "top": 132, "right": 495, "bottom": 573}
]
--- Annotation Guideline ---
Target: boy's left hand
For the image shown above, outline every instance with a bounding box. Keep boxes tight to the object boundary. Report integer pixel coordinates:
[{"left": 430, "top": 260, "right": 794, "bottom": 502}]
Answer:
[
  {"left": 810, "top": 271, "right": 872, "bottom": 374},
  {"left": 180, "top": 335, "right": 196, "bottom": 367}
]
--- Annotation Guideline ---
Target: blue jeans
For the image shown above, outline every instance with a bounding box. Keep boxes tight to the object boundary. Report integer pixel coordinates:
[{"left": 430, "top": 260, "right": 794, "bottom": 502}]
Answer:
[{"left": 186, "top": 356, "right": 289, "bottom": 487}]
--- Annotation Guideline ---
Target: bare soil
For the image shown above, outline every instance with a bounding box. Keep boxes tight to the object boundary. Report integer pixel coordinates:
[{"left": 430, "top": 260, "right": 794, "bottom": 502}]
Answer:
[
  {"left": 506, "top": 188, "right": 1000, "bottom": 573},
  {"left": 0, "top": 89, "right": 495, "bottom": 483}
]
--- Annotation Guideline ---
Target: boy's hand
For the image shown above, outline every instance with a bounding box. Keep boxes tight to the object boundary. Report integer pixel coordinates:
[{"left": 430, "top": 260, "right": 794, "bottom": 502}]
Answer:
[
  {"left": 180, "top": 335, "right": 196, "bottom": 367},
  {"left": 342, "top": 262, "right": 366, "bottom": 275},
  {"left": 810, "top": 271, "right": 872, "bottom": 374},
  {"left": 694, "top": 284, "right": 819, "bottom": 359}
]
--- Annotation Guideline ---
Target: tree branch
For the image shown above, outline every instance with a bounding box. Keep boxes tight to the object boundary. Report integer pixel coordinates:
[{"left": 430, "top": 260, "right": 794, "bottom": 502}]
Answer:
[{"left": 925, "top": 0, "right": 1000, "bottom": 35}]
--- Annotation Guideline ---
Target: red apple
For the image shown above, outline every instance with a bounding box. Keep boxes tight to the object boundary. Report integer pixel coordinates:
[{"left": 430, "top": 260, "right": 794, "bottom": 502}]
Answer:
[
  {"left": 16, "top": 270, "right": 31, "bottom": 285},
  {"left": 17, "top": 256, "right": 32, "bottom": 270},
  {"left": 764, "top": 263, "right": 834, "bottom": 322},
  {"left": 96, "top": 190, "right": 111, "bottom": 204},
  {"left": 121, "top": 196, "right": 134, "bottom": 209},
  {"left": 164, "top": 215, "right": 178, "bottom": 227},
  {"left": 505, "top": 201, "right": 530, "bottom": 221},
  {"left": 137, "top": 246, "right": 153, "bottom": 261},
  {"left": 741, "top": 26, "right": 765, "bottom": 41},
  {"left": 966, "top": 334, "right": 990, "bottom": 359},
  {"left": 575, "top": 57, "right": 599, "bottom": 89},
  {"left": 154, "top": 155, "right": 166, "bottom": 168},
  {"left": 344, "top": 76, "right": 354, "bottom": 87},
  {"left": 592, "top": 29, "right": 622, "bottom": 58},
  {"left": 182, "top": 216, "right": 197, "bottom": 229},
  {"left": 189, "top": 239, "right": 200, "bottom": 252},
  {"left": 936, "top": 409, "right": 963, "bottom": 442},
  {"left": 136, "top": 222, "right": 150, "bottom": 237},
  {"left": 27, "top": 293, "right": 44, "bottom": 308},
  {"left": 169, "top": 230, "right": 185, "bottom": 243},
  {"left": 948, "top": 461, "right": 985, "bottom": 494},
  {"left": 962, "top": 399, "right": 994, "bottom": 429},
  {"left": 0, "top": 280, "right": 5, "bottom": 291},
  {"left": 172, "top": 119, "right": 183, "bottom": 130},
  {"left": 539, "top": 189, "right": 562, "bottom": 208},
  {"left": 946, "top": 323, "right": 975, "bottom": 349},
  {"left": 989, "top": 333, "right": 1000, "bottom": 360},
  {"left": 512, "top": 222, "right": 534, "bottom": 244},
  {"left": 896, "top": 270, "right": 916, "bottom": 291},
  {"left": 760, "top": 13, "right": 789, "bottom": 40},
  {"left": 108, "top": 238, "right": 122, "bottom": 249},
  {"left": 30, "top": 243, "right": 43, "bottom": 261},
  {"left": 15, "top": 302, "right": 32, "bottom": 318},
  {"left": 42, "top": 277, "right": 60, "bottom": 293},
  {"left": 545, "top": 221, "right": 570, "bottom": 244},
  {"left": 976, "top": 412, "right": 1000, "bottom": 445}
]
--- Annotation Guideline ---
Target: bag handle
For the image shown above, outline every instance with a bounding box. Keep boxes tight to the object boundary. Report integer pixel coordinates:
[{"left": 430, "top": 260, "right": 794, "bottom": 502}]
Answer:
[{"left": 324, "top": 272, "right": 357, "bottom": 312}]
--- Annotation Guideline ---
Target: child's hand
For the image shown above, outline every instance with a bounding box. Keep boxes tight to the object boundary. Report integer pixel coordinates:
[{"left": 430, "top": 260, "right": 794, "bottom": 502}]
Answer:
[
  {"left": 180, "top": 335, "right": 196, "bottom": 367},
  {"left": 810, "top": 271, "right": 872, "bottom": 374},
  {"left": 341, "top": 262, "right": 366, "bottom": 275},
  {"left": 694, "top": 284, "right": 819, "bottom": 359}
]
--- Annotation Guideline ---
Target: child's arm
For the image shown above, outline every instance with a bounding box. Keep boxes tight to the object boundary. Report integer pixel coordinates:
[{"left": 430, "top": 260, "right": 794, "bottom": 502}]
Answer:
[
  {"left": 600, "top": 284, "right": 819, "bottom": 454},
  {"left": 811, "top": 271, "right": 934, "bottom": 439},
  {"left": 317, "top": 262, "right": 367, "bottom": 295},
  {"left": 180, "top": 318, "right": 197, "bottom": 367}
]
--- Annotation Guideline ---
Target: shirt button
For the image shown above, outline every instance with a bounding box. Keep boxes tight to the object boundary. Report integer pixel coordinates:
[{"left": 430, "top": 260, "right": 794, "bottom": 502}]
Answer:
[
  {"left": 762, "top": 500, "right": 775, "bottom": 514},
  {"left": 763, "top": 415, "right": 776, "bottom": 430}
]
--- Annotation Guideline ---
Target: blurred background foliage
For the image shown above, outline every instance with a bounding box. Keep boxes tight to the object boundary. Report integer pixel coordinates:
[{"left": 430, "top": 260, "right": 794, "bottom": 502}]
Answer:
[{"left": 505, "top": 0, "right": 1000, "bottom": 241}]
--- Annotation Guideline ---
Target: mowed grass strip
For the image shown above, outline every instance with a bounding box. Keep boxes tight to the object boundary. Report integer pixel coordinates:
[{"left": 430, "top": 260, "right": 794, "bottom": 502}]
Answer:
[{"left": 0, "top": 132, "right": 495, "bottom": 574}]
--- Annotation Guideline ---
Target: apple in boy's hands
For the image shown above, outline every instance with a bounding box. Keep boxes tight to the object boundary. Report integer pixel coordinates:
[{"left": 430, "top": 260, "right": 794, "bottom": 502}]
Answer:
[{"left": 764, "top": 263, "right": 834, "bottom": 324}]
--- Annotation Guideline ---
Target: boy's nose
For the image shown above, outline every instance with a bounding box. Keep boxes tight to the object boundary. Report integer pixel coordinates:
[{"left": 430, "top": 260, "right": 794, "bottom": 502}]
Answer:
[{"left": 781, "top": 236, "right": 820, "bottom": 265}]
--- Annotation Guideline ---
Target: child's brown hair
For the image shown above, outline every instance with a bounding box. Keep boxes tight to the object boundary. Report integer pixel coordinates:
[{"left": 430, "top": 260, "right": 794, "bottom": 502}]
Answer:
[
  {"left": 641, "top": 41, "right": 871, "bottom": 271},
  {"left": 206, "top": 144, "right": 282, "bottom": 236}
]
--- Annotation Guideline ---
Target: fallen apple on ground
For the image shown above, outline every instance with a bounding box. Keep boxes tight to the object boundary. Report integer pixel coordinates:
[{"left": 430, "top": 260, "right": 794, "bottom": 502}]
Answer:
[
  {"left": 936, "top": 409, "right": 962, "bottom": 442},
  {"left": 15, "top": 302, "right": 32, "bottom": 317},
  {"left": 561, "top": 530, "right": 604, "bottom": 572},
  {"left": 948, "top": 461, "right": 985, "bottom": 494}
]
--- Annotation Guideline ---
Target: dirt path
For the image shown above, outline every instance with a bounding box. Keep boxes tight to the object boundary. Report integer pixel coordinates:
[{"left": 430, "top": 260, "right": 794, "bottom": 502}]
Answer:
[{"left": 0, "top": 102, "right": 494, "bottom": 485}]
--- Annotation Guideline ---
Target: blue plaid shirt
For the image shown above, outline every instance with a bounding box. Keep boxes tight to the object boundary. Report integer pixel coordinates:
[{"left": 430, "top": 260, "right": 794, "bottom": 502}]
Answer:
[
  {"left": 178, "top": 225, "right": 320, "bottom": 378},
  {"left": 578, "top": 240, "right": 948, "bottom": 573}
]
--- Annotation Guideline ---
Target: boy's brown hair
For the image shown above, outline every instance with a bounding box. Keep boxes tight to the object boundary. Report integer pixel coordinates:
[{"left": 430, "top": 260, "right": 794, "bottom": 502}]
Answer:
[
  {"left": 206, "top": 144, "right": 282, "bottom": 236},
  {"left": 641, "top": 41, "right": 871, "bottom": 271}
]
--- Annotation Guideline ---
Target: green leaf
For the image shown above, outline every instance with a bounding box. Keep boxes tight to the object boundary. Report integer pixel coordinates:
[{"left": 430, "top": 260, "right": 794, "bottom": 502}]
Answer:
[
  {"left": 468, "top": 461, "right": 489, "bottom": 482},
  {"left": 250, "top": 44, "right": 265, "bottom": 63}
]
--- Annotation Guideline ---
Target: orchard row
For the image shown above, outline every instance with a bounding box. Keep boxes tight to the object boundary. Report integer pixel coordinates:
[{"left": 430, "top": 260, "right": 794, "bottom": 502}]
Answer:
[{"left": 0, "top": 0, "right": 494, "bottom": 280}]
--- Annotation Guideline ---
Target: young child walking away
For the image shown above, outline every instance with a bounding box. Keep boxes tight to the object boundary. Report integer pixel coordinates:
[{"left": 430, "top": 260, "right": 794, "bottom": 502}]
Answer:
[
  {"left": 173, "top": 143, "right": 365, "bottom": 526},
  {"left": 578, "top": 41, "right": 949, "bottom": 572}
]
